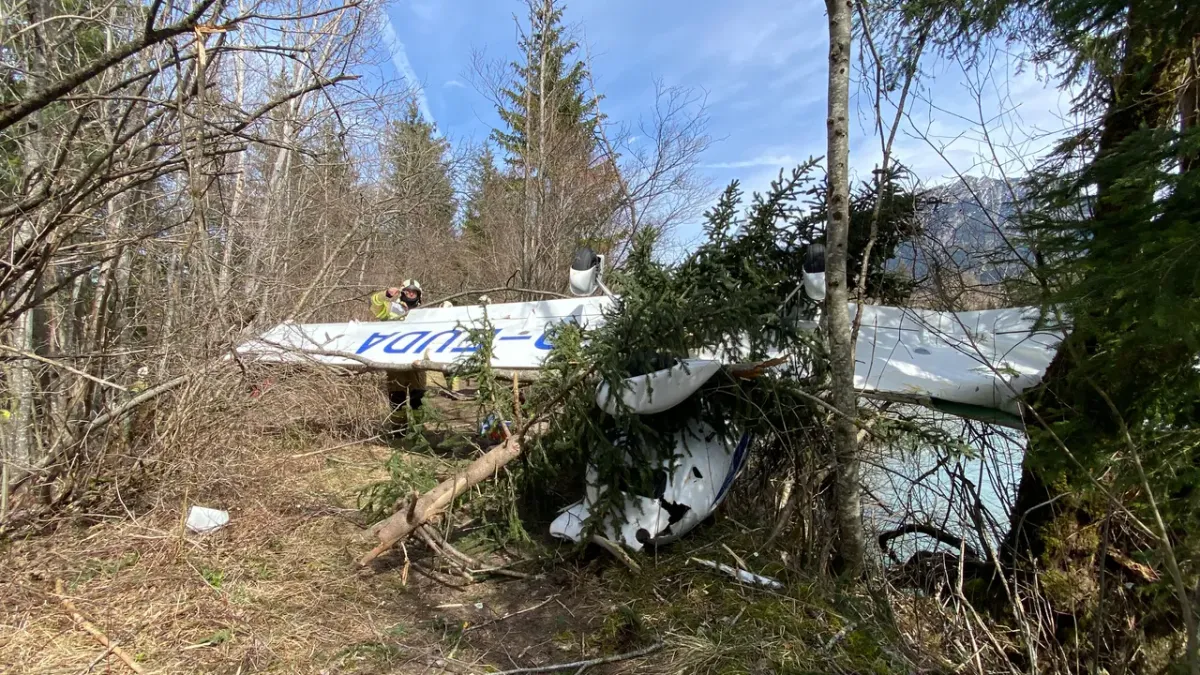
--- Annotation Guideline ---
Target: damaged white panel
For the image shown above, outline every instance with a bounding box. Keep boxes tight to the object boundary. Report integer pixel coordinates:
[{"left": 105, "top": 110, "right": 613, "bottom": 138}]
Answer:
[
  {"left": 186, "top": 506, "right": 229, "bottom": 534},
  {"left": 549, "top": 420, "right": 752, "bottom": 552},
  {"left": 595, "top": 359, "right": 723, "bottom": 416},
  {"left": 551, "top": 495, "right": 670, "bottom": 549}
]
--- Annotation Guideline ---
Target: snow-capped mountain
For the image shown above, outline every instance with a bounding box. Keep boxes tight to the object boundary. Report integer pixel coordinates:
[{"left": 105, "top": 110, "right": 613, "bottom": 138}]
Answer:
[{"left": 892, "top": 176, "right": 1033, "bottom": 283}]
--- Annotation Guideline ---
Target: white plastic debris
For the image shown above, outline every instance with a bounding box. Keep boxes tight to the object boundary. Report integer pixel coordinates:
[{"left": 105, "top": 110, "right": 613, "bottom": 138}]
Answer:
[
  {"left": 689, "top": 557, "right": 784, "bottom": 590},
  {"left": 186, "top": 506, "right": 229, "bottom": 534}
]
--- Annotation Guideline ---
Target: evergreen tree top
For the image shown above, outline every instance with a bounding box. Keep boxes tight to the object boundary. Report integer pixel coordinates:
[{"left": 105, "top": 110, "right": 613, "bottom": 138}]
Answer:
[{"left": 491, "top": 0, "right": 601, "bottom": 166}]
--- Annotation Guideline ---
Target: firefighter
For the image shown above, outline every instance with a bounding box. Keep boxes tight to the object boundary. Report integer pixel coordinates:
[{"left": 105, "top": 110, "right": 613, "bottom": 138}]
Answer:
[
  {"left": 370, "top": 280, "right": 426, "bottom": 436},
  {"left": 370, "top": 280, "right": 423, "bottom": 320}
]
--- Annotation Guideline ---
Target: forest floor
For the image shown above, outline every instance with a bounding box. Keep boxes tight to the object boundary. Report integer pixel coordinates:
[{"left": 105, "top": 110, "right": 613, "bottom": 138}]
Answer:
[{"left": 0, "top": 395, "right": 919, "bottom": 675}]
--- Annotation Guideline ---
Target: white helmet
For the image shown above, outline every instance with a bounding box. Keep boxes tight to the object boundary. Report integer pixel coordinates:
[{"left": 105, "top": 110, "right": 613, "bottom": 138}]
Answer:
[{"left": 399, "top": 279, "right": 423, "bottom": 306}]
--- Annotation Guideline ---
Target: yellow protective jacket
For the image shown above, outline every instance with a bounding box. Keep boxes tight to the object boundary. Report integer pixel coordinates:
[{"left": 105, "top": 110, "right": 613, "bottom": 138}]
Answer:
[
  {"left": 370, "top": 291, "right": 406, "bottom": 320},
  {"left": 372, "top": 291, "right": 425, "bottom": 391}
]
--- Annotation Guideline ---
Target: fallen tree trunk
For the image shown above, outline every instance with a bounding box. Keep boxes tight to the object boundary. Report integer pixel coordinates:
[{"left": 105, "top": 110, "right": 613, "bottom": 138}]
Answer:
[
  {"left": 358, "top": 425, "right": 544, "bottom": 566},
  {"left": 55, "top": 579, "right": 146, "bottom": 673},
  {"left": 359, "top": 365, "right": 590, "bottom": 567}
]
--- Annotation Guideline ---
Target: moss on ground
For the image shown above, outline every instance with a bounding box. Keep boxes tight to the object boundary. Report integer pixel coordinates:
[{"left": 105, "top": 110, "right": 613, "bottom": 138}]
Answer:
[{"left": 576, "top": 519, "right": 915, "bottom": 674}]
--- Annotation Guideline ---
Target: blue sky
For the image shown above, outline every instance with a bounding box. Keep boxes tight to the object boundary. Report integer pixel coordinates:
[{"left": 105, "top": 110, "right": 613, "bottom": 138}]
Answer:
[{"left": 378, "top": 0, "right": 1077, "bottom": 248}]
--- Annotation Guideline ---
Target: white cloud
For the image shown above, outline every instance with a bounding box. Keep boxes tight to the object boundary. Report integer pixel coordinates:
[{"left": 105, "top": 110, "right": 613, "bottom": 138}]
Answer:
[
  {"left": 701, "top": 0, "right": 825, "bottom": 68},
  {"left": 443, "top": 79, "right": 466, "bottom": 89},
  {"left": 381, "top": 14, "right": 435, "bottom": 124},
  {"left": 702, "top": 153, "right": 798, "bottom": 169},
  {"left": 409, "top": 0, "right": 438, "bottom": 23}
]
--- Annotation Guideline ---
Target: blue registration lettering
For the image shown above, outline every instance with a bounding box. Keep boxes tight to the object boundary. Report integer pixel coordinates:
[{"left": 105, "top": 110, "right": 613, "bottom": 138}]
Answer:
[
  {"left": 413, "top": 330, "right": 462, "bottom": 354},
  {"left": 453, "top": 328, "right": 502, "bottom": 352},
  {"left": 383, "top": 332, "right": 430, "bottom": 353},
  {"left": 356, "top": 332, "right": 397, "bottom": 354}
]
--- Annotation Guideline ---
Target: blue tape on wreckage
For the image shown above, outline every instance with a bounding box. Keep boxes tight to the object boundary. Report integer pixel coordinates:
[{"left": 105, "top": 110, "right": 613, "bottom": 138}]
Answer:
[{"left": 713, "top": 432, "right": 753, "bottom": 505}]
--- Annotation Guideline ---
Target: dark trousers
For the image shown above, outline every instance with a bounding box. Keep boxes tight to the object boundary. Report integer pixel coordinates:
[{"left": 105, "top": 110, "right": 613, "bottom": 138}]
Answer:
[{"left": 386, "top": 371, "right": 426, "bottom": 434}]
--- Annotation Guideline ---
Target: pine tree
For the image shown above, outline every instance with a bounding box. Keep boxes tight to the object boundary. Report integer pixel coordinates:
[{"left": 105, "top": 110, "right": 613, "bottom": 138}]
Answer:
[
  {"left": 526, "top": 166, "right": 838, "bottom": 549},
  {"left": 882, "top": 0, "right": 1200, "bottom": 666},
  {"left": 381, "top": 99, "right": 457, "bottom": 237},
  {"left": 491, "top": 0, "right": 599, "bottom": 170},
  {"left": 802, "top": 167, "right": 924, "bottom": 303},
  {"left": 1010, "top": 5, "right": 1200, "bottom": 660},
  {"left": 462, "top": 145, "right": 505, "bottom": 240},
  {"left": 482, "top": 0, "right": 621, "bottom": 293}
]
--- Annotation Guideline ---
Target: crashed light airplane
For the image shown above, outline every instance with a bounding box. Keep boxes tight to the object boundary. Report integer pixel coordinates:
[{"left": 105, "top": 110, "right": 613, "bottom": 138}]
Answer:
[{"left": 236, "top": 250, "right": 1066, "bottom": 552}]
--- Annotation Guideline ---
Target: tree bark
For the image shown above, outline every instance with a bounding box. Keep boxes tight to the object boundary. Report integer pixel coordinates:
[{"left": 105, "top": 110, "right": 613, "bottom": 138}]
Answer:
[
  {"left": 824, "top": 0, "right": 864, "bottom": 576},
  {"left": 6, "top": 0, "right": 55, "bottom": 484},
  {"left": 359, "top": 430, "right": 535, "bottom": 566},
  {"left": 1002, "top": 8, "right": 1198, "bottom": 672},
  {"left": 1007, "top": 1, "right": 1184, "bottom": 567}
]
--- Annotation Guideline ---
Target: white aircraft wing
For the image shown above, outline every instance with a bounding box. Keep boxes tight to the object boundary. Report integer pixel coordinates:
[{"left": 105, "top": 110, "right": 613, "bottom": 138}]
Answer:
[
  {"left": 236, "top": 297, "right": 1064, "bottom": 422},
  {"left": 850, "top": 304, "right": 1064, "bottom": 417},
  {"left": 237, "top": 296, "right": 614, "bottom": 371}
]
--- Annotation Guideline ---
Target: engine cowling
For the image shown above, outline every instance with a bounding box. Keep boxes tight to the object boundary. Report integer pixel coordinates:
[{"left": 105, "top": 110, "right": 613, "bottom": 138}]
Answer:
[{"left": 569, "top": 247, "right": 604, "bottom": 297}]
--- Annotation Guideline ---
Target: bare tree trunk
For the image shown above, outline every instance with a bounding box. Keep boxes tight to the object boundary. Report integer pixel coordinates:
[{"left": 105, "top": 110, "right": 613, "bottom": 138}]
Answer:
[
  {"left": 534, "top": 0, "right": 552, "bottom": 294},
  {"left": 214, "top": 6, "right": 247, "bottom": 306},
  {"left": 851, "top": 6, "right": 926, "bottom": 332},
  {"left": 159, "top": 245, "right": 182, "bottom": 379},
  {"left": 520, "top": 3, "right": 540, "bottom": 292},
  {"left": 73, "top": 196, "right": 126, "bottom": 420},
  {"left": 244, "top": 92, "right": 299, "bottom": 311},
  {"left": 9, "top": 302, "right": 38, "bottom": 478},
  {"left": 7, "top": 0, "right": 55, "bottom": 485},
  {"left": 824, "top": 0, "right": 864, "bottom": 576},
  {"left": 83, "top": 18, "right": 124, "bottom": 402}
]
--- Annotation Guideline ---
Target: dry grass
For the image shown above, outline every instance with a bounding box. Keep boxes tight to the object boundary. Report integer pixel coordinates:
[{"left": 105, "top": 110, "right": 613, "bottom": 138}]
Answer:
[
  {"left": 1, "top": 376, "right": 971, "bottom": 675},
  {"left": 0, "top": 389, "right": 655, "bottom": 675}
]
